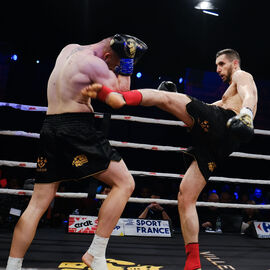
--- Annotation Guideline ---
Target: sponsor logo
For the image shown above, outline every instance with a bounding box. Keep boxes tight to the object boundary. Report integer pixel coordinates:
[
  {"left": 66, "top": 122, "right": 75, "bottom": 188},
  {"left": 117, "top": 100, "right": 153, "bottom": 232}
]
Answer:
[
  {"left": 201, "top": 251, "right": 235, "bottom": 269},
  {"left": 58, "top": 259, "right": 163, "bottom": 270},
  {"left": 126, "top": 39, "right": 136, "bottom": 58},
  {"left": 37, "top": 157, "right": 47, "bottom": 172},
  {"left": 257, "top": 222, "right": 270, "bottom": 233},
  {"left": 208, "top": 162, "right": 216, "bottom": 172},
  {"left": 72, "top": 154, "right": 88, "bottom": 167}
]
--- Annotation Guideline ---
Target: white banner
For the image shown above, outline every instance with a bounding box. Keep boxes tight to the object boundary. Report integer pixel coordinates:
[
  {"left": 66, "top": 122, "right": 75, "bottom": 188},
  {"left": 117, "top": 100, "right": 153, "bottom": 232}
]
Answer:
[
  {"left": 68, "top": 215, "right": 171, "bottom": 237},
  {"left": 122, "top": 218, "right": 171, "bottom": 237},
  {"left": 254, "top": 221, "right": 270, "bottom": 238}
]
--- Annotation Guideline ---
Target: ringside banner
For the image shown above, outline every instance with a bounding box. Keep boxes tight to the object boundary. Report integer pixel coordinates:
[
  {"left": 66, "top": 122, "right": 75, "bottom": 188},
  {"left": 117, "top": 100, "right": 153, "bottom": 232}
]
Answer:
[{"left": 68, "top": 215, "right": 171, "bottom": 237}]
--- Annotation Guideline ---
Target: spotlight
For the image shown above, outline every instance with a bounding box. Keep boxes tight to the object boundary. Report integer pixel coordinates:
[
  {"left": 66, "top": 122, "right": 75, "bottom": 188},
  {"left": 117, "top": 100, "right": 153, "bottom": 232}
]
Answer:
[
  {"left": 195, "top": 1, "right": 214, "bottom": 10},
  {"left": 136, "top": 72, "right": 142, "bottom": 78},
  {"left": 36, "top": 60, "right": 40, "bottom": 64},
  {"left": 179, "top": 77, "right": 183, "bottom": 84}
]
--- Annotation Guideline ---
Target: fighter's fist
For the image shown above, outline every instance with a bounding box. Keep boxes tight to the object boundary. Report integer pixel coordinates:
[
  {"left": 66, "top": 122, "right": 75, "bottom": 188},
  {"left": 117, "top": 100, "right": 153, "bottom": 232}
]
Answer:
[
  {"left": 157, "top": 81, "right": 178, "bottom": 92},
  {"left": 111, "top": 34, "right": 148, "bottom": 76},
  {"left": 227, "top": 107, "right": 254, "bottom": 143}
]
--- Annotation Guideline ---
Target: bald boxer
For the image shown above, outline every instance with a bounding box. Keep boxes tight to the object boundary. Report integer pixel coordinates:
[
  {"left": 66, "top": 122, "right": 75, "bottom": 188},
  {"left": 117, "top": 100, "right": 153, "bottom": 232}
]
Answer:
[
  {"left": 82, "top": 49, "right": 258, "bottom": 270},
  {"left": 6, "top": 34, "right": 147, "bottom": 270}
]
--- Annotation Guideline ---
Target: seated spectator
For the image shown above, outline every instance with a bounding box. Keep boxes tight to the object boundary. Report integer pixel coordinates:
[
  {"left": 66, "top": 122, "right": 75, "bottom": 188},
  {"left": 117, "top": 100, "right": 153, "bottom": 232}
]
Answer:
[
  {"left": 220, "top": 190, "right": 240, "bottom": 215},
  {"left": 241, "top": 200, "right": 263, "bottom": 233},
  {"left": 138, "top": 192, "right": 171, "bottom": 222},
  {"left": 199, "top": 192, "right": 221, "bottom": 232}
]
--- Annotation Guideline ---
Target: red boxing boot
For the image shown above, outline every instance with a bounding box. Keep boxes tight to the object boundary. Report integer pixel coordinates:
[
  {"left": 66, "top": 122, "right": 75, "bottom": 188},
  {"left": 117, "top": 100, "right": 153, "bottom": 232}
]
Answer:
[{"left": 184, "top": 243, "right": 201, "bottom": 270}]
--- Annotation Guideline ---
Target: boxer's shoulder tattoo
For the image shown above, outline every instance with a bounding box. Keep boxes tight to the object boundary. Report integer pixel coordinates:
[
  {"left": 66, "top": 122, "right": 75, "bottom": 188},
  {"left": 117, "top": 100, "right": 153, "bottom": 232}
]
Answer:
[{"left": 66, "top": 47, "right": 84, "bottom": 59}]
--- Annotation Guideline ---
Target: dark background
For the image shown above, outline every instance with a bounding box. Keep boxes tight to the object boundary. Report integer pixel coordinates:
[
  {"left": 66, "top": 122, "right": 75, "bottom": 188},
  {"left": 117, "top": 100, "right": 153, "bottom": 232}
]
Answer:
[
  {"left": 1, "top": 0, "right": 270, "bottom": 102},
  {"left": 1, "top": 0, "right": 270, "bottom": 170},
  {"left": 0, "top": 0, "right": 270, "bottom": 207}
]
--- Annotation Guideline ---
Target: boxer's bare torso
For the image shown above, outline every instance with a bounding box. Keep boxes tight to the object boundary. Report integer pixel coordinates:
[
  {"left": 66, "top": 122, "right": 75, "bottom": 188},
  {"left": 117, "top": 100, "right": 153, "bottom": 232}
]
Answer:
[
  {"left": 47, "top": 43, "right": 126, "bottom": 115},
  {"left": 212, "top": 70, "right": 257, "bottom": 117}
]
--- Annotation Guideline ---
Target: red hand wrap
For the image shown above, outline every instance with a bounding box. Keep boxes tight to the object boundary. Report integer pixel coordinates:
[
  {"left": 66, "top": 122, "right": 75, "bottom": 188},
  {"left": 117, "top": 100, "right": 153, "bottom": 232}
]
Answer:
[{"left": 184, "top": 243, "right": 201, "bottom": 270}]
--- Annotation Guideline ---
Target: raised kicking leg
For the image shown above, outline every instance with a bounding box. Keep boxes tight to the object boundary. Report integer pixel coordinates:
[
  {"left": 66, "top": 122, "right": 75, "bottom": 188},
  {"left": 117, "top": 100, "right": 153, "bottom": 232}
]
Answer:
[{"left": 81, "top": 84, "right": 194, "bottom": 127}]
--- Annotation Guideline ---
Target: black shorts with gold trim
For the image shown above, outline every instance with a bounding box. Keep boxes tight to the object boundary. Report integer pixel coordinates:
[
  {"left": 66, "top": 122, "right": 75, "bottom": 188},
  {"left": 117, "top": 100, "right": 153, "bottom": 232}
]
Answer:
[
  {"left": 183, "top": 96, "right": 240, "bottom": 181},
  {"left": 35, "top": 112, "right": 121, "bottom": 183}
]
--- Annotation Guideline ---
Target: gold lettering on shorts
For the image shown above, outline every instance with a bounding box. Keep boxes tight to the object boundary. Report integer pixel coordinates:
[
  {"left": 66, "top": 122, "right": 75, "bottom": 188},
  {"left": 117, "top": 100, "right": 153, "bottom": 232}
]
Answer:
[
  {"left": 72, "top": 154, "right": 88, "bottom": 167},
  {"left": 208, "top": 162, "right": 216, "bottom": 172},
  {"left": 36, "top": 157, "right": 47, "bottom": 172}
]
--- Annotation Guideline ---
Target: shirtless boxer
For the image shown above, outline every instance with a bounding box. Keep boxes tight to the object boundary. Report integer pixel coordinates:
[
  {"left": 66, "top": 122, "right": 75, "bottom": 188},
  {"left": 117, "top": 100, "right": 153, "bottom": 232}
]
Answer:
[
  {"left": 81, "top": 49, "right": 258, "bottom": 270},
  {"left": 6, "top": 34, "right": 147, "bottom": 270}
]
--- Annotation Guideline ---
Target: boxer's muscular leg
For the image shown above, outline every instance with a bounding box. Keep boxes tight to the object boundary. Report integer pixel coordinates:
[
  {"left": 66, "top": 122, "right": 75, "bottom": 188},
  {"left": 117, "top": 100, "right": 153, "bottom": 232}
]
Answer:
[
  {"left": 82, "top": 85, "right": 194, "bottom": 127},
  {"left": 82, "top": 159, "right": 134, "bottom": 269},
  {"left": 178, "top": 161, "right": 206, "bottom": 270},
  {"left": 9, "top": 183, "right": 59, "bottom": 258},
  {"left": 6, "top": 183, "right": 59, "bottom": 270},
  {"left": 93, "top": 160, "right": 134, "bottom": 238},
  {"left": 139, "top": 89, "right": 193, "bottom": 127}
]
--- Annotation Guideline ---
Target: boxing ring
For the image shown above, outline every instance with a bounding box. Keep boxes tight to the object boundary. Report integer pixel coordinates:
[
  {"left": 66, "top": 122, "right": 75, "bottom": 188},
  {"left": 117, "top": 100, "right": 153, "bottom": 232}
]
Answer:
[{"left": 0, "top": 101, "right": 270, "bottom": 270}]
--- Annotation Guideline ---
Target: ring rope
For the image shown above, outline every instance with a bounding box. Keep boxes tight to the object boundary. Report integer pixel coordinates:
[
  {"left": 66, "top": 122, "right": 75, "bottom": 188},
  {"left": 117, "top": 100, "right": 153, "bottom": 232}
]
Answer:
[
  {"left": 1, "top": 102, "right": 270, "bottom": 135},
  {"left": 1, "top": 130, "right": 269, "bottom": 160},
  {"left": 0, "top": 188, "right": 269, "bottom": 209},
  {"left": 0, "top": 160, "right": 269, "bottom": 185}
]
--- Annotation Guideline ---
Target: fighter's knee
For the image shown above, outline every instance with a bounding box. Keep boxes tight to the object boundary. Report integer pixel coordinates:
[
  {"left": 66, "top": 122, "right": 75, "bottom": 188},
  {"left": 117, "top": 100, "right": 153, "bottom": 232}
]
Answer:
[
  {"left": 178, "top": 190, "right": 195, "bottom": 210},
  {"left": 125, "top": 176, "right": 135, "bottom": 195},
  {"left": 117, "top": 173, "right": 135, "bottom": 196}
]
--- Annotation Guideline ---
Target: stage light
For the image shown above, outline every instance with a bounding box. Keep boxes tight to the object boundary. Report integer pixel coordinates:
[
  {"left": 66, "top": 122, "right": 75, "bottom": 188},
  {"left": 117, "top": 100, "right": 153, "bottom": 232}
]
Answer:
[
  {"left": 254, "top": 188, "right": 262, "bottom": 199},
  {"left": 36, "top": 60, "right": 40, "bottom": 64},
  {"left": 179, "top": 77, "right": 183, "bottom": 84},
  {"left": 11, "top": 54, "right": 18, "bottom": 61},
  {"left": 136, "top": 72, "right": 142, "bottom": 78},
  {"left": 195, "top": 1, "right": 214, "bottom": 10}
]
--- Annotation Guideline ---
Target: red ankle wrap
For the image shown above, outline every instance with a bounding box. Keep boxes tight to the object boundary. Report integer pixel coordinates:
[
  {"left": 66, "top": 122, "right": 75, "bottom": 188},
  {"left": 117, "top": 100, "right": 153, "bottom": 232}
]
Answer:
[
  {"left": 184, "top": 243, "right": 201, "bottom": 270},
  {"left": 97, "top": 86, "right": 142, "bottom": 106},
  {"left": 97, "top": 85, "right": 114, "bottom": 102},
  {"left": 120, "top": 90, "right": 142, "bottom": 106}
]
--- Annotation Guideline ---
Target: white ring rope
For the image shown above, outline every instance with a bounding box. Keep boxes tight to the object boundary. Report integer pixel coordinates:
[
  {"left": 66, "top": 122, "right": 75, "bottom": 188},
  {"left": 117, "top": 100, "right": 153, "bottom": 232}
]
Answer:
[
  {"left": 1, "top": 130, "right": 270, "bottom": 160},
  {"left": 0, "top": 160, "right": 269, "bottom": 185},
  {"left": 0, "top": 188, "right": 269, "bottom": 209},
  {"left": 1, "top": 101, "right": 270, "bottom": 135},
  {"left": 1, "top": 102, "right": 270, "bottom": 212}
]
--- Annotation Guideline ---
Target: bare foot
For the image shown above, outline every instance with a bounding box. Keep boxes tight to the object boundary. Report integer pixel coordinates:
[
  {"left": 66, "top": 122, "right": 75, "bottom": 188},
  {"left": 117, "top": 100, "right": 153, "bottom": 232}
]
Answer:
[
  {"left": 82, "top": 252, "right": 94, "bottom": 267},
  {"left": 82, "top": 252, "right": 108, "bottom": 270},
  {"left": 81, "top": 83, "right": 102, "bottom": 99},
  {"left": 81, "top": 83, "right": 126, "bottom": 109}
]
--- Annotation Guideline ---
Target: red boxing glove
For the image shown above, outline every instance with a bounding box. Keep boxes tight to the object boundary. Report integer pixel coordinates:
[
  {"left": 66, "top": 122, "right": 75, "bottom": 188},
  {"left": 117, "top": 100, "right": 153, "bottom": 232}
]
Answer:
[
  {"left": 97, "top": 85, "right": 142, "bottom": 106},
  {"left": 184, "top": 243, "right": 201, "bottom": 270}
]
